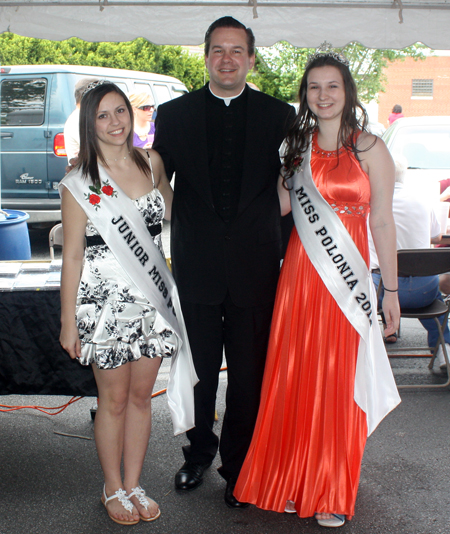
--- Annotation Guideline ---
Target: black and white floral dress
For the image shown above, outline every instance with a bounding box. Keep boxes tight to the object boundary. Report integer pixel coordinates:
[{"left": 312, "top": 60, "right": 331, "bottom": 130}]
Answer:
[{"left": 76, "top": 187, "right": 177, "bottom": 369}]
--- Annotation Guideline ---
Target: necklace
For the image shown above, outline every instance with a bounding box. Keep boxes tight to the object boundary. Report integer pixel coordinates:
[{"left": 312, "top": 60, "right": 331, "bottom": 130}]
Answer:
[{"left": 105, "top": 152, "right": 130, "bottom": 162}]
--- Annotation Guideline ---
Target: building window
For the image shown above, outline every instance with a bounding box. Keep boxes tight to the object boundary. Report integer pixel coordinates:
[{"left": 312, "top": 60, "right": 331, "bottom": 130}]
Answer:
[{"left": 412, "top": 79, "right": 433, "bottom": 97}]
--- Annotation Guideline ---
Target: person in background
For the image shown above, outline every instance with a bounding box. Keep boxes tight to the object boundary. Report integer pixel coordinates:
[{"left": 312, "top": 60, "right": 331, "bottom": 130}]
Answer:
[
  {"left": 128, "top": 92, "right": 155, "bottom": 148},
  {"left": 388, "top": 104, "right": 404, "bottom": 126},
  {"left": 439, "top": 272, "right": 450, "bottom": 295},
  {"left": 246, "top": 82, "right": 260, "bottom": 91},
  {"left": 64, "top": 78, "right": 97, "bottom": 162},
  {"left": 153, "top": 16, "right": 295, "bottom": 507},
  {"left": 369, "top": 158, "right": 448, "bottom": 371},
  {"left": 234, "top": 46, "right": 400, "bottom": 528},
  {"left": 436, "top": 178, "right": 450, "bottom": 295},
  {"left": 439, "top": 177, "right": 450, "bottom": 203}
]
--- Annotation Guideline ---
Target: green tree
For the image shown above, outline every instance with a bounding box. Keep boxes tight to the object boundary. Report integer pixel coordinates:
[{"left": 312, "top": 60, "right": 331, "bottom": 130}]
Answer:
[
  {"left": 0, "top": 34, "right": 427, "bottom": 100},
  {"left": 254, "top": 41, "right": 427, "bottom": 103},
  {"left": 343, "top": 43, "right": 426, "bottom": 102},
  {"left": 0, "top": 33, "right": 38, "bottom": 64},
  {"left": 250, "top": 43, "right": 311, "bottom": 101},
  {"left": 0, "top": 34, "right": 205, "bottom": 91}
]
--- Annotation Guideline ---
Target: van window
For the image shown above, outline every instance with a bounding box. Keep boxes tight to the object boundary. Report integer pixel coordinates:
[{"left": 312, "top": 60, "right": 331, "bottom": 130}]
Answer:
[
  {"left": 133, "top": 83, "right": 156, "bottom": 103},
  {"left": 110, "top": 81, "right": 128, "bottom": 94},
  {"left": 172, "top": 85, "right": 188, "bottom": 99},
  {"left": 153, "top": 83, "right": 172, "bottom": 105},
  {"left": 134, "top": 83, "right": 152, "bottom": 95},
  {"left": 1, "top": 78, "right": 47, "bottom": 126}
]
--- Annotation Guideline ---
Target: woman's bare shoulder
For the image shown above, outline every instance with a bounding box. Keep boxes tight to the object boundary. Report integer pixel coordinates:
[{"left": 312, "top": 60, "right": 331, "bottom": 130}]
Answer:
[
  {"left": 133, "top": 146, "right": 163, "bottom": 170},
  {"left": 357, "top": 131, "right": 391, "bottom": 160},
  {"left": 356, "top": 130, "right": 378, "bottom": 151}
]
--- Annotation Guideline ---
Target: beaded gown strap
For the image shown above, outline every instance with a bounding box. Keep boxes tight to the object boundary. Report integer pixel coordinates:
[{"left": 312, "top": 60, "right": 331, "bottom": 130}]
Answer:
[{"left": 146, "top": 150, "right": 156, "bottom": 188}]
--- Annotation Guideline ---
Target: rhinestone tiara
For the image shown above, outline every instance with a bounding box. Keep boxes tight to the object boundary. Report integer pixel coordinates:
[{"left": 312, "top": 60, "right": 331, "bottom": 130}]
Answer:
[
  {"left": 306, "top": 41, "right": 350, "bottom": 68},
  {"left": 82, "top": 79, "right": 114, "bottom": 98}
]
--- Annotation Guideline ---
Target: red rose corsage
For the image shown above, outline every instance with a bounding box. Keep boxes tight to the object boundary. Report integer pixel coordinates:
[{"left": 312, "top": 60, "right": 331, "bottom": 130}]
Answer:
[{"left": 84, "top": 180, "right": 117, "bottom": 209}]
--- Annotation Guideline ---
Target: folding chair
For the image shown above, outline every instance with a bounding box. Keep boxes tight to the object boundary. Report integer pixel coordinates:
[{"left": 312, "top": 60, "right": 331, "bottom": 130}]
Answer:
[
  {"left": 378, "top": 248, "right": 450, "bottom": 389},
  {"left": 49, "top": 223, "right": 63, "bottom": 259}
]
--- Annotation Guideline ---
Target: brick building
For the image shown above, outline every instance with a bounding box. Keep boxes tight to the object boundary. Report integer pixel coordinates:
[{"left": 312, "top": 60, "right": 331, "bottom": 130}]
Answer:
[{"left": 377, "top": 54, "right": 450, "bottom": 127}]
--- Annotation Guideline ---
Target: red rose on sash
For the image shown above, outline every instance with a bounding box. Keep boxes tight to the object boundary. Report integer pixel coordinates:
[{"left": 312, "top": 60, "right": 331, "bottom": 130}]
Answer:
[
  {"left": 102, "top": 185, "right": 114, "bottom": 196},
  {"left": 88, "top": 194, "right": 101, "bottom": 205},
  {"left": 84, "top": 180, "right": 117, "bottom": 210}
]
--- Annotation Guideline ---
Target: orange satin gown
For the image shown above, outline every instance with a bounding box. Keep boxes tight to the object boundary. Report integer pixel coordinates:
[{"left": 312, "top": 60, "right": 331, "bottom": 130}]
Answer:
[{"left": 234, "top": 133, "right": 371, "bottom": 519}]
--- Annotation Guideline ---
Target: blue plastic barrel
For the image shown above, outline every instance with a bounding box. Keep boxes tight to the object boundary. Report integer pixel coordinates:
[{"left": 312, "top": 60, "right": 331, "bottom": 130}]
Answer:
[{"left": 0, "top": 210, "right": 31, "bottom": 260}]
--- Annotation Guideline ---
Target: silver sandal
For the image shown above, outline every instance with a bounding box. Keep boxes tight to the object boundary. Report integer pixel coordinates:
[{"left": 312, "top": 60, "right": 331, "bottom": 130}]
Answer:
[
  {"left": 101, "top": 485, "right": 139, "bottom": 526},
  {"left": 315, "top": 513, "right": 346, "bottom": 528},
  {"left": 129, "top": 486, "right": 161, "bottom": 522},
  {"left": 285, "top": 500, "right": 297, "bottom": 513}
]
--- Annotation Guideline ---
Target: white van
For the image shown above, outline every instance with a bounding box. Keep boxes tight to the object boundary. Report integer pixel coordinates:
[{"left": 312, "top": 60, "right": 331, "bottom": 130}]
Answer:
[{"left": 0, "top": 65, "right": 188, "bottom": 223}]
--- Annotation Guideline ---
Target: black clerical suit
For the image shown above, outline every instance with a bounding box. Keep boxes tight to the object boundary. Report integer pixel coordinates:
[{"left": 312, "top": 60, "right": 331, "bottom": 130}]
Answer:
[{"left": 153, "top": 84, "right": 295, "bottom": 481}]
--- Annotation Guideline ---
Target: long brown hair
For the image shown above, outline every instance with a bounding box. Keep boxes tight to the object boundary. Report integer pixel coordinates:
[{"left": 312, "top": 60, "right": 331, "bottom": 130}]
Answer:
[
  {"left": 77, "top": 82, "right": 151, "bottom": 187},
  {"left": 283, "top": 55, "right": 372, "bottom": 182}
]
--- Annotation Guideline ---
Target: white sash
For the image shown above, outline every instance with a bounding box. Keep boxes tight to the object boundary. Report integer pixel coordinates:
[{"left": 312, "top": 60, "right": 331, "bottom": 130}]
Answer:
[
  {"left": 288, "top": 142, "right": 401, "bottom": 436},
  {"left": 59, "top": 166, "right": 198, "bottom": 436}
]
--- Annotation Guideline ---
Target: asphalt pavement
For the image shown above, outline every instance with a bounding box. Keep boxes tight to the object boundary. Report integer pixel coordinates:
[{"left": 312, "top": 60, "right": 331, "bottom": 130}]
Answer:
[{"left": 1, "top": 226, "right": 449, "bottom": 534}]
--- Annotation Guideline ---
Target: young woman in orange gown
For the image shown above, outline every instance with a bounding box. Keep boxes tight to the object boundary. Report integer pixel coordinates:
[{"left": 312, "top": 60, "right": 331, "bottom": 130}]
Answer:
[{"left": 234, "top": 52, "right": 400, "bottom": 528}]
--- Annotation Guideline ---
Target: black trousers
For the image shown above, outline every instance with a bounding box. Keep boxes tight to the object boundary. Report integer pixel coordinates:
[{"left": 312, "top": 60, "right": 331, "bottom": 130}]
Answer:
[{"left": 180, "top": 293, "right": 274, "bottom": 481}]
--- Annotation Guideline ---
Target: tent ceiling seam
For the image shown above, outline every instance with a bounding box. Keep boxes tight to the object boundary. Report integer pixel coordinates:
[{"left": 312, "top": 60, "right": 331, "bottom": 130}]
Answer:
[{"left": 1, "top": 1, "right": 450, "bottom": 8}]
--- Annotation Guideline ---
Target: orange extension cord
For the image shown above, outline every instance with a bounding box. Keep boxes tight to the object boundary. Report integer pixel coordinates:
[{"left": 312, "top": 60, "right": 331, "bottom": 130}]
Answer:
[
  {"left": 0, "top": 367, "right": 227, "bottom": 415},
  {"left": 0, "top": 390, "right": 167, "bottom": 415},
  {"left": 0, "top": 395, "right": 84, "bottom": 415}
]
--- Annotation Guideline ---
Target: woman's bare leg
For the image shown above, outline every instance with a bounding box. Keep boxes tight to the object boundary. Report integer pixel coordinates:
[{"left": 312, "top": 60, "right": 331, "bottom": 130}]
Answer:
[
  {"left": 123, "top": 356, "right": 162, "bottom": 519},
  {"left": 92, "top": 364, "right": 139, "bottom": 523}
]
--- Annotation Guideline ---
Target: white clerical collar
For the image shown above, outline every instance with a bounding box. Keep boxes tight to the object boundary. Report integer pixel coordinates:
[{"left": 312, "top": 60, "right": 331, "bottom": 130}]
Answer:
[{"left": 208, "top": 84, "right": 246, "bottom": 107}]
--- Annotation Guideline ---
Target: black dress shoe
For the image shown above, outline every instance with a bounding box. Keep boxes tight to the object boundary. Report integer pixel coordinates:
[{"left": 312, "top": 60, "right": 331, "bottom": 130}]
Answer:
[
  {"left": 175, "top": 461, "right": 211, "bottom": 491},
  {"left": 224, "top": 479, "right": 250, "bottom": 509}
]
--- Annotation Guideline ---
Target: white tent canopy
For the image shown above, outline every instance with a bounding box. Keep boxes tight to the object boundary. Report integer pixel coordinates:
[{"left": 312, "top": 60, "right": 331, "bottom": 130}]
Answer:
[{"left": 0, "top": 1, "right": 450, "bottom": 50}]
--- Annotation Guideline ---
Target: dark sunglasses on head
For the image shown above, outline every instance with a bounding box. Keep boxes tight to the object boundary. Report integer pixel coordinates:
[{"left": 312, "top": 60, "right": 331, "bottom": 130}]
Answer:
[{"left": 138, "top": 105, "right": 154, "bottom": 112}]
